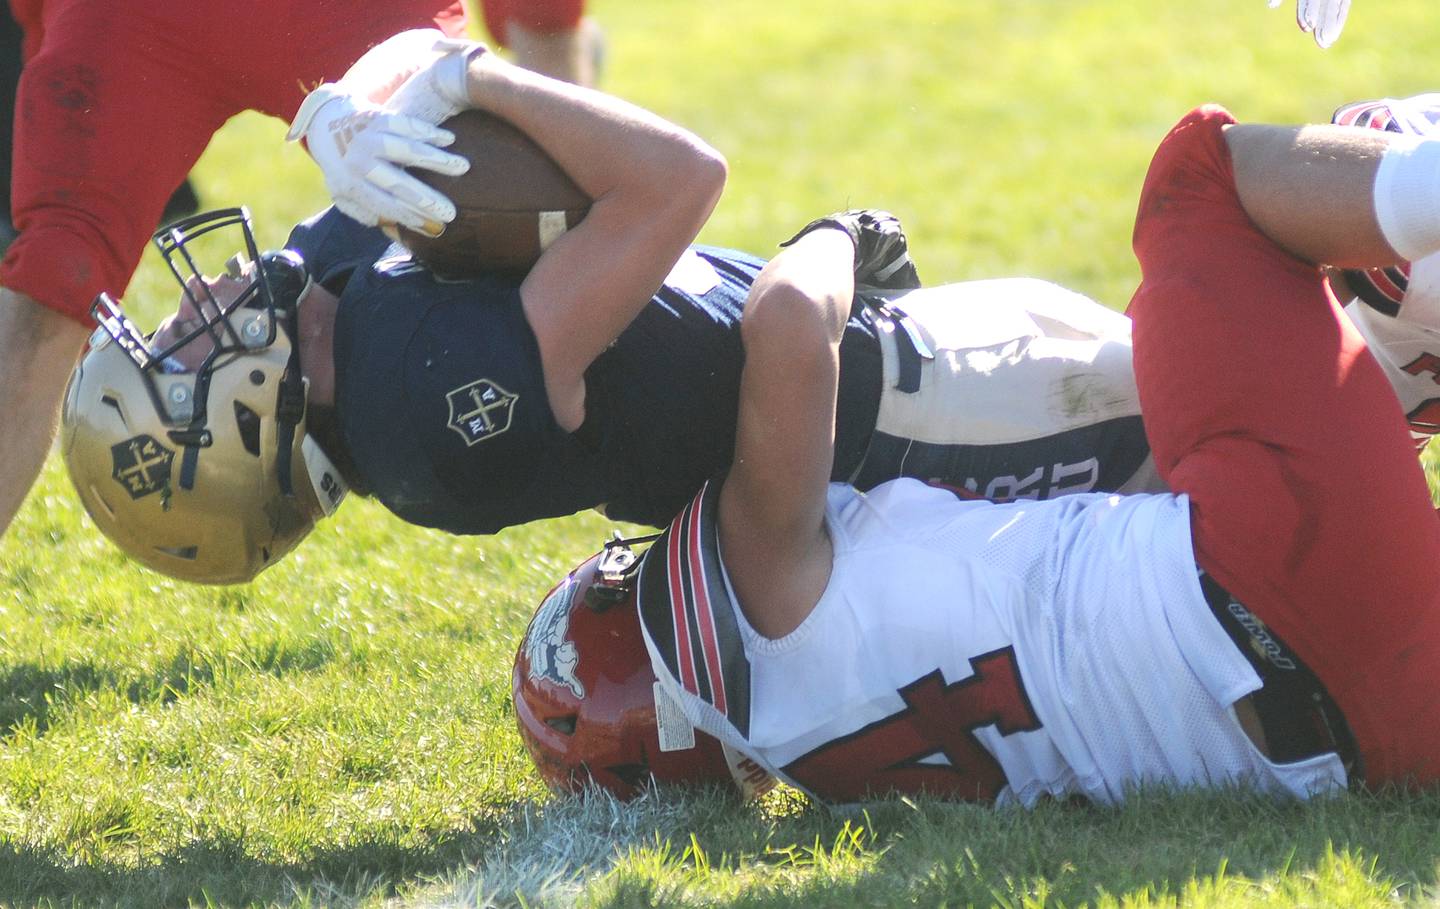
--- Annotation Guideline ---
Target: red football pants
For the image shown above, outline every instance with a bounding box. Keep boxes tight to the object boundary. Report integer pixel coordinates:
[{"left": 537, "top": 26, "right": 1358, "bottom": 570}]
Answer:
[{"left": 1128, "top": 105, "right": 1440, "bottom": 788}]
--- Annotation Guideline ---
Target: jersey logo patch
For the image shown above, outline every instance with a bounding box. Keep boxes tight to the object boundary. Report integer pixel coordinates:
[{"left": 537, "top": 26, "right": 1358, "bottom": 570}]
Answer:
[
  {"left": 446, "top": 379, "right": 519, "bottom": 446},
  {"left": 523, "top": 575, "right": 585, "bottom": 699},
  {"left": 110, "top": 434, "right": 175, "bottom": 500}
]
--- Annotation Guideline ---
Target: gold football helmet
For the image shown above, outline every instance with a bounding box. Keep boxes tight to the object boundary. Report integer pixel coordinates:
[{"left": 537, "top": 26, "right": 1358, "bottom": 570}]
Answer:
[{"left": 60, "top": 208, "right": 347, "bottom": 584}]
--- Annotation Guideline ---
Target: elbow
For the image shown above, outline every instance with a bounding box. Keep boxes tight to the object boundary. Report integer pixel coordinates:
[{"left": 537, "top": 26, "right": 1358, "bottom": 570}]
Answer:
[
  {"left": 657, "top": 133, "right": 726, "bottom": 213},
  {"left": 678, "top": 137, "right": 728, "bottom": 213},
  {"left": 697, "top": 140, "right": 729, "bottom": 201},
  {"left": 625, "top": 132, "right": 726, "bottom": 241},
  {"left": 739, "top": 229, "right": 853, "bottom": 358},
  {"left": 740, "top": 279, "right": 841, "bottom": 370}
]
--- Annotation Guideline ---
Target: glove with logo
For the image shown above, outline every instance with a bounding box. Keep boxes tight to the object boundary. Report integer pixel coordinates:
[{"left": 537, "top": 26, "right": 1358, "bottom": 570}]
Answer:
[
  {"left": 288, "top": 85, "right": 468, "bottom": 236},
  {"left": 780, "top": 209, "right": 921, "bottom": 290},
  {"left": 385, "top": 37, "right": 486, "bottom": 127}
]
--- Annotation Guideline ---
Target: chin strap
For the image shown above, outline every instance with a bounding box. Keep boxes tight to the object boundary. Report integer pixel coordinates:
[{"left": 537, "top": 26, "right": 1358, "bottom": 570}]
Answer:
[
  {"left": 275, "top": 271, "right": 348, "bottom": 518},
  {"left": 274, "top": 365, "right": 305, "bottom": 498},
  {"left": 260, "top": 246, "right": 316, "bottom": 499},
  {"left": 272, "top": 293, "right": 309, "bottom": 498},
  {"left": 300, "top": 435, "right": 349, "bottom": 516}
]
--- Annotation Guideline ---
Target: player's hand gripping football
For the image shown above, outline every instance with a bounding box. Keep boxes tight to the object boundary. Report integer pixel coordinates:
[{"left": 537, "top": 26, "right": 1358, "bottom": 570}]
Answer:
[
  {"left": 1270, "top": 0, "right": 1350, "bottom": 48},
  {"left": 781, "top": 209, "right": 922, "bottom": 291},
  {"left": 384, "top": 37, "right": 486, "bottom": 126},
  {"left": 288, "top": 84, "right": 469, "bottom": 237}
]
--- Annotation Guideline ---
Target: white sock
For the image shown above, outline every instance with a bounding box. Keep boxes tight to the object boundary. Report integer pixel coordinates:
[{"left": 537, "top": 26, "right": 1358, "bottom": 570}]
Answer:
[
  {"left": 1374, "top": 137, "right": 1440, "bottom": 329},
  {"left": 1374, "top": 136, "right": 1440, "bottom": 263}
]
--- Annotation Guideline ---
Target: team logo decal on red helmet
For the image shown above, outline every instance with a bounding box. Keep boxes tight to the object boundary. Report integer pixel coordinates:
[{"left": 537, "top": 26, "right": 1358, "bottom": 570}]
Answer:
[
  {"left": 522, "top": 575, "right": 586, "bottom": 699},
  {"left": 109, "top": 434, "right": 175, "bottom": 500},
  {"left": 445, "top": 378, "right": 518, "bottom": 446}
]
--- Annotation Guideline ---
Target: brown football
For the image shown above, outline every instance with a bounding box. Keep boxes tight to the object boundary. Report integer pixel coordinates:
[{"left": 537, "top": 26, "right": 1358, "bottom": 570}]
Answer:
[{"left": 395, "top": 109, "right": 591, "bottom": 278}]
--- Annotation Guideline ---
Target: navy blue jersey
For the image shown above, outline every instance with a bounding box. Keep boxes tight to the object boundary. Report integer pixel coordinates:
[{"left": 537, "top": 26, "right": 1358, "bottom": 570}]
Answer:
[
  {"left": 285, "top": 207, "right": 395, "bottom": 294},
  {"left": 287, "top": 209, "right": 1160, "bottom": 535},
  {"left": 293, "top": 209, "right": 882, "bottom": 532}
]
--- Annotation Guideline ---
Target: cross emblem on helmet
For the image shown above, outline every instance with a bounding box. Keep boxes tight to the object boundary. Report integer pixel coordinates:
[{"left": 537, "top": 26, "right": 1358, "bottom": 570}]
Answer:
[{"left": 110, "top": 434, "right": 175, "bottom": 500}]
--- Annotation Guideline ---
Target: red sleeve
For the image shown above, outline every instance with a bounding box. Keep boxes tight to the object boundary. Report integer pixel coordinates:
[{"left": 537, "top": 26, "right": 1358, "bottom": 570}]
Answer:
[{"left": 1, "top": 0, "right": 466, "bottom": 324}]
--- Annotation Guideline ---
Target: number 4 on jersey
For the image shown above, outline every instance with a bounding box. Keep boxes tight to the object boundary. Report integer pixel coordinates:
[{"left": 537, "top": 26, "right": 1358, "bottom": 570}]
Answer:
[{"left": 782, "top": 647, "right": 1041, "bottom": 802}]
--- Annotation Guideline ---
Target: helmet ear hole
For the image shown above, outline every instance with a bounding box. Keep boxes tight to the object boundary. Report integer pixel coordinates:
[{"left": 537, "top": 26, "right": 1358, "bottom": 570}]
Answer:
[
  {"left": 233, "top": 402, "right": 262, "bottom": 456},
  {"left": 99, "top": 395, "right": 127, "bottom": 426},
  {"left": 545, "top": 715, "right": 578, "bottom": 736}
]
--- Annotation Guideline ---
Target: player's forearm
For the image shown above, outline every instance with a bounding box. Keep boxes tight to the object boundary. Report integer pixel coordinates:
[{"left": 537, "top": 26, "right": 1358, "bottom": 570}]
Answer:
[
  {"left": 717, "top": 231, "right": 852, "bottom": 639},
  {"left": 479, "top": 49, "right": 726, "bottom": 425},
  {"left": 730, "top": 229, "right": 853, "bottom": 509},
  {"left": 0, "top": 288, "right": 91, "bottom": 536},
  {"left": 1226, "top": 124, "right": 1399, "bottom": 267}
]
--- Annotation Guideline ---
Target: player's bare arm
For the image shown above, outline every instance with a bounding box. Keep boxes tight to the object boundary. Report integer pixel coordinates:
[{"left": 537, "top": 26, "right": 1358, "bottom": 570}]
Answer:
[
  {"left": 311, "top": 37, "right": 726, "bottom": 431},
  {"left": 374, "top": 41, "right": 726, "bottom": 429},
  {"left": 1225, "top": 124, "right": 1398, "bottom": 266},
  {"left": 450, "top": 51, "right": 727, "bottom": 431},
  {"left": 333, "top": 36, "right": 729, "bottom": 419},
  {"left": 0, "top": 289, "right": 91, "bottom": 537},
  {"left": 718, "top": 228, "right": 854, "bottom": 640}
]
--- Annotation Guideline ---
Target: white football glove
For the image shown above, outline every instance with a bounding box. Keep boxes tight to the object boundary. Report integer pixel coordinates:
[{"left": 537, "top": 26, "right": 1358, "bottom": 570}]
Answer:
[
  {"left": 1269, "top": 0, "right": 1350, "bottom": 49},
  {"left": 385, "top": 38, "right": 484, "bottom": 126},
  {"left": 288, "top": 84, "right": 469, "bottom": 236}
]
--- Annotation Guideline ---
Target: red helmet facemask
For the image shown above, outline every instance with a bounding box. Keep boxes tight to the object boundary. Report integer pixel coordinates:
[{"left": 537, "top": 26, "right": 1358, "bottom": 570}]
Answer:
[{"left": 513, "top": 537, "right": 775, "bottom": 800}]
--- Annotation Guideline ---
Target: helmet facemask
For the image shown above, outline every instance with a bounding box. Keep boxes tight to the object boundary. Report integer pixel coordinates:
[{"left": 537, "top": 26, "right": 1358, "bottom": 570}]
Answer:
[{"left": 62, "top": 207, "right": 348, "bottom": 584}]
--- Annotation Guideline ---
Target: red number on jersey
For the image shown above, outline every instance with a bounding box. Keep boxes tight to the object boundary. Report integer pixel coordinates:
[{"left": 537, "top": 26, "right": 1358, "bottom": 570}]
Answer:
[{"left": 781, "top": 647, "right": 1041, "bottom": 802}]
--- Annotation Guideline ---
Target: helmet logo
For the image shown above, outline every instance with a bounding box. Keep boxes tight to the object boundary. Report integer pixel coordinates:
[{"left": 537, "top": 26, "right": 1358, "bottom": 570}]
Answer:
[
  {"left": 110, "top": 434, "right": 176, "bottom": 500},
  {"left": 524, "top": 576, "right": 586, "bottom": 699},
  {"left": 445, "top": 378, "right": 519, "bottom": 446}
]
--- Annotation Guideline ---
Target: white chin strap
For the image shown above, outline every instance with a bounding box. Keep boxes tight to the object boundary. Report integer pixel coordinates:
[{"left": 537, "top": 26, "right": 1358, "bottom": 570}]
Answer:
[{"left": 301, "top": 434, "right": 349, "bottom": 516}]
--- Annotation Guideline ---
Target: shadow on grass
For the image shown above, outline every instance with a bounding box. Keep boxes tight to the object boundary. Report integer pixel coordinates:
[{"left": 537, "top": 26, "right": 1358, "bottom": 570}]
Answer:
[
  {"left": 0, "top": 638, "right": 340, "bottom": 738},
  {"left": 4, "top": 788, "right": 1440, "bottom": 907},
  {"left": 0, "top": 811, "right": 517, "bottom": 909},
  {"left": 0, "top": 660, "right": 118, "bottom": 738},
  {"left": 584, "top": 788, "right": 1440, "bottom": 909}
]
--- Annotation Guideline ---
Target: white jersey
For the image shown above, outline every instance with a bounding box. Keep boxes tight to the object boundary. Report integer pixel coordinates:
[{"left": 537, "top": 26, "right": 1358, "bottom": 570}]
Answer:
[
  {"left": 1344, "top": 297, "right": 1440, "bottom": 447},
  {"left": 636, "top": 480, "right": 1346, "bottom": 806}
]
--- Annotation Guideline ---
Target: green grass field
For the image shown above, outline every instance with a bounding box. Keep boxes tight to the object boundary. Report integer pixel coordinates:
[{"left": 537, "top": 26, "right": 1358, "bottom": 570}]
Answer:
[{"left": 5, "top": 0, "right": 1440, "bottom": 906}]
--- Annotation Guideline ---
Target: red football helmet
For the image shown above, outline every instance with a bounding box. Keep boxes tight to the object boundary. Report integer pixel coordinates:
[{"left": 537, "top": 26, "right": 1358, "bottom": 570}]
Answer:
[{"left": 513, "top": 536, "right": 775, "bottom": 800}]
